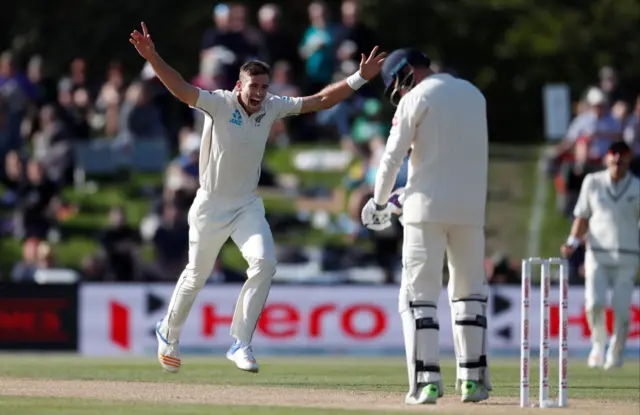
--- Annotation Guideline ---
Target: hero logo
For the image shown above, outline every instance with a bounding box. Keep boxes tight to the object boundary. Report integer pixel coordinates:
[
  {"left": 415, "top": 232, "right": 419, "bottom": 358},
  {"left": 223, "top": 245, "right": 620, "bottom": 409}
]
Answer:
[
  {"left": 550, "top": 305, "right": 640, "bottom": 338},
  {"left": 542, "top": 356, "right": 549, "bottom": 383},
  {"left": 202, "top": 302, "right": 387, "bottom": 340},
  {"left": 523, "top": 318, "right": 529, "bottom": 343},
  {"left": 561, "top": 358, "right": 568, "bottom": 385},
  {"left": 521, "top": 357, "right": 528, "bottom": 384}
]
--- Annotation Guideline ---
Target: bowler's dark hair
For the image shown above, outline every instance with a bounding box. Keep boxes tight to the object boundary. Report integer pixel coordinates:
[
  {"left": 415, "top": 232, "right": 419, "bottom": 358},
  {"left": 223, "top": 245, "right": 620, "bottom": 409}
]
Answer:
[{"left": 240, "top": 60, "right": 271, "bottom": 77}]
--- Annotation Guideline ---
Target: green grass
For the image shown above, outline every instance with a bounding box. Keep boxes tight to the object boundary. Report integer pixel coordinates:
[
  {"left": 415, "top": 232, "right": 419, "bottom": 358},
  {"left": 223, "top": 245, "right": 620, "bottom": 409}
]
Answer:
[
  {"left": 0, "top": 396, "right": 395, "bottom": 415},
  {"left": 0, "top": 355, "right": 638, "bottom": 396},
  {"left": 0, "top": 355, "right": 638, "bottom": 414}
]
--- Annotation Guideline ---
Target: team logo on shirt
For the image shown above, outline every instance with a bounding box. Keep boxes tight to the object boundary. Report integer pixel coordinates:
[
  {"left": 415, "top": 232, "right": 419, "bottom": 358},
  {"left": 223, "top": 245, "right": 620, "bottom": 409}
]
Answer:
[
  {"left": 255, "top": 112, "right": 266, "bottom": 126},
  {"left": 229, "top": 109, "right": 243, "bottom": 126}
]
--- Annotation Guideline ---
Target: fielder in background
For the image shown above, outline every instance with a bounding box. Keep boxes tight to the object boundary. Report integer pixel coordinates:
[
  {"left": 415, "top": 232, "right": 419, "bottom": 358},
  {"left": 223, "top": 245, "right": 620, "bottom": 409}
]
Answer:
[
  {"left": 129, "top": 22, "right": 386, "bottom": 374},
  {"left": 361, "top": 48, "right": 491, "bottom": 404},
  {"left": 561, "top": 140, "right": 640, "bottom": 370}
]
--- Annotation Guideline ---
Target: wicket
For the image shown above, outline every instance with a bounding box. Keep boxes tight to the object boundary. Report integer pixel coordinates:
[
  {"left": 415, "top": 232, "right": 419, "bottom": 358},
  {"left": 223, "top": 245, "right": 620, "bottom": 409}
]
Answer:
[{"left": 520, "top": 257, "right": 569, "bottom": 408}]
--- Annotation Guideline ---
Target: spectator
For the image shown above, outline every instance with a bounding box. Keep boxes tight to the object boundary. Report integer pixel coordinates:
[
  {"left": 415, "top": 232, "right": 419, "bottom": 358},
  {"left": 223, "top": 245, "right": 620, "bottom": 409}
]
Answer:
[
  {"left": 202, "top": 3, "right": 261, "bottom": 91},
  {"left": 611, "top": 100, "right": 629, "bottom": 125},
  {"left": 26, "top": 55, "right": 57, "bottom": 108},
  {"left": 315, "top": 60, "right": 362, "bottom": 141},
  {"left": 598, "top": 66, "right": 631, "bottom": 108},
  {"left": 190, "top": 49, "right": 227, "bottom": 134},
  {"left": 192, "top": 49, "right": 226, "bottom": 92},
  {"left": 92, "top": 60, "right": 126, "bottom": 137},
  {"left": 335, "top": 0, "right": 376, "bottom": 63},
  {"left": 269, "top": 61, "right": 300, "bottom": 97},
  {"left": 1, "top": 150, "right": 24, "bottom": 209},
  {"left": 57, "top": 81, "right": 91, "bottom": 139},
  {"left": 202, "top": 3, "right": 231, "bottom": 51},
  {"left": 57, "top": 57, "right": 90, "bottom": 97},
  {"left": 80, "top": 253, "right": 107, "bottom": 281},
  {"left": 345, "top": 97, "right": 387, "bottom": 156},
  {"left": 118, "top": 81, "right": 165, "bottom": 142},
  {"left": 165, "top": 128, "right": 200, "bottom": 199},
  {"left": 552, "top": 88, "right": 622, "bottom": 215},
  {"left": 299, "top": 1, "right": 337, "bottom": 94},
  {"left": 30, "top": 104, "right": 73, "bottom": 184},
  {"left": 256, "top": 4, "right": 298, "bottom": 70},
  {"left": 98, "top": 206, "right": 142, "bottom": 281},
  {"left": 149, "top": 202, "right": 189, "bottom": 281},
  {"left": 10, "top": 237, "right": 40, "bottom": 282},
  {"left": 0, "top": 51, "right": 37, "bottom": 152},
  {"left": 139, "top": 62, "right": 174, "bottom": 144},
  {"left": 551, "top": 88, "right": 620, "bottom": 167},
  {"left": 16, "top": 159, "right": 59, "bottom": 240},
  {"left": 624, "top": 95, "right": 640, "bottom": 176},
  {"left": 485, "top": 253, "right": 520, "bottom": 284},
  {"left": 267, "top": 61, "right": 301, "bottom": 146},
  {"left": 0, "top": 97, "right": 9, "bottom": 158}
]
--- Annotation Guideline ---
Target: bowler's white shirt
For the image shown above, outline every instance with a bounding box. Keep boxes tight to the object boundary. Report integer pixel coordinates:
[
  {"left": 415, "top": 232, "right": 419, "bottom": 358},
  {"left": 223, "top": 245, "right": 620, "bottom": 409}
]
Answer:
[
  {"left": 191, "top": 89, "right": 302, "bottom": 199},
  {"left": 573, "top": 170, "right": 640, "bottom": 266},
  {"left": 374, "top": 73, "right": 488, "bottom": 226}
]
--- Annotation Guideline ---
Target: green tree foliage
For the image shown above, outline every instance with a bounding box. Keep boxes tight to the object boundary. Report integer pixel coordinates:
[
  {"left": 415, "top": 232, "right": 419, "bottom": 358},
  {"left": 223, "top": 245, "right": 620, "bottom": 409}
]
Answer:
[{"left": 2, "top": 0, "right": 638, "bottom": 141}]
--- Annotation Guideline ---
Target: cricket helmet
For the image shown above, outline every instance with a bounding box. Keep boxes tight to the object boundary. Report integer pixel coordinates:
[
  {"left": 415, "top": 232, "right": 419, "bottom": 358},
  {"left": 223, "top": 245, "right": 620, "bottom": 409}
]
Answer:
[{"left": 381, "top": 48, "right": 431, "bottom": 107}]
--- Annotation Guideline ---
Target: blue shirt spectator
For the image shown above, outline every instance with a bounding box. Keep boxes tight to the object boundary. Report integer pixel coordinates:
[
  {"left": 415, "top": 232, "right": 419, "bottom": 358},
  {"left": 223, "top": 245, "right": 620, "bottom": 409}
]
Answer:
[
  {"left": 299, "top": 2, "right": 337, "bottom": 88},
  {"left": 566, "top": 88, "right": 622, "bottom": 159}
]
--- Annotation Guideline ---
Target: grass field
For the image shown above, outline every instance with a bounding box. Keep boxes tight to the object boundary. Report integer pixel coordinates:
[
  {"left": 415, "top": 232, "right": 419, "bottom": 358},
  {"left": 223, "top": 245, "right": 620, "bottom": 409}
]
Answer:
[{"left": 0, "top": 355, "right": 638, "bottom": 414}]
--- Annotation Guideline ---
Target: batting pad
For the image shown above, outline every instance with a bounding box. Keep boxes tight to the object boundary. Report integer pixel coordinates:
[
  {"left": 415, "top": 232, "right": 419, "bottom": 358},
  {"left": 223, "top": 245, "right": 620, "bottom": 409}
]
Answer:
[
  {"left": 452, "top": 298, "right": 490, "bottom": 383},
  {"left": 401, "top": 300, "right": 441, "bottom": 395}
]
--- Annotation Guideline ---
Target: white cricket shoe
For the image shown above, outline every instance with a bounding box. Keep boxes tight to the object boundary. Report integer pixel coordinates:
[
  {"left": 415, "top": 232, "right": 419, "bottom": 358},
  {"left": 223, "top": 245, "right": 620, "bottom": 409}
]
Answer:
[
  {"left": 587, "top": 345, "right": 604, "bottom": 368},
  {"left": 155, "top": 319, "right": 181, "bottom": 373},
  {"left": 604, "top": 357, "right": 622, "bottom": 371},
  {"left": 404, "top": 381, "right": 442, "bottom": 405},
  {"left": 226, "top": 340, "right": 259, "bottom": 373}
]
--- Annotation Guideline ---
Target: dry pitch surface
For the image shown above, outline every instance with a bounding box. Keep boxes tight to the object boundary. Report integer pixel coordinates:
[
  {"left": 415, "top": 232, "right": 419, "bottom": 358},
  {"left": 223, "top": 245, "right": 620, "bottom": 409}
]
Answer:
[{"left": 0, "top": 355, "right": 638, "bottom": 414}]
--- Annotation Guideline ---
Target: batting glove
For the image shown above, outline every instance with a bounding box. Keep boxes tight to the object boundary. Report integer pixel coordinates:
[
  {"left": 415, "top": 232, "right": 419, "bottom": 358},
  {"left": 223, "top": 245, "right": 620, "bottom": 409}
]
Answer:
[{"left": 361, "top": 198, "right": 393, "bottom": 231}]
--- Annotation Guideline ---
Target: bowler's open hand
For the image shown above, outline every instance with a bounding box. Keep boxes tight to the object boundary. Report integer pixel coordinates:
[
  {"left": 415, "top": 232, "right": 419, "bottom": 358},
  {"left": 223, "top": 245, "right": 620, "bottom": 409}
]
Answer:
[
  {"left": 358, "top": 46, "right": 387, "bottom": 81},
  {"left": 130, "top": 22, "right": 156, "bottom": 60}
]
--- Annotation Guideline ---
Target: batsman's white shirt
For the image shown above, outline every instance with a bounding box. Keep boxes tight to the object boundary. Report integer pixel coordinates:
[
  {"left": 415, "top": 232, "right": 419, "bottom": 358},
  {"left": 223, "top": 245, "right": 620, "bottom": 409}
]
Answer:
[
  {"left": 192, "top": 88, "right": 302, "bottom": 200},
  {"left": 573, "top": 170, "right": 640, "bottom": 267},
  {"left": 373, "top": 73, "right": 488, "bottom": 226},
  {"left": 374, "top": 74, "right": 491, "bottom": 386}
]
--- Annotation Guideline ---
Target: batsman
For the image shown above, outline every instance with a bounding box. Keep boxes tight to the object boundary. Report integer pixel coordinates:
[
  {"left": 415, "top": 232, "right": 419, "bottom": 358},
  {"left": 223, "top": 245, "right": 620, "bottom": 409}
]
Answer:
[{"left": 361, "top": 48, "right": 491, "bottom": 404}]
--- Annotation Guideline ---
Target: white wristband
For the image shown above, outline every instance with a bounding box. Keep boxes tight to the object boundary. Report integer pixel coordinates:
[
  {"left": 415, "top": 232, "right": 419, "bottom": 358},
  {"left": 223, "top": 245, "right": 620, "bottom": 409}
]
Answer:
[
  {"left": 346, "top": 71, "right": 368, "bottom": 90},
  {"left": 565, "top": 235, "right": 580, "bottom": 248}
]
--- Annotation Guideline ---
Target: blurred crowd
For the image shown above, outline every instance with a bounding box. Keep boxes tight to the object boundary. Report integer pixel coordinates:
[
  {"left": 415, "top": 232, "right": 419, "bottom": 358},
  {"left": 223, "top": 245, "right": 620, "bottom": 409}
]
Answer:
[
  {"left": 4, "top": 1, "right": 630, "bottom": 286},
  {"left": 0, "top": 0, "right": 407, "bottom": 284},
  {"left": 545, "top": 66, "right": 640, "bottom": 284}
]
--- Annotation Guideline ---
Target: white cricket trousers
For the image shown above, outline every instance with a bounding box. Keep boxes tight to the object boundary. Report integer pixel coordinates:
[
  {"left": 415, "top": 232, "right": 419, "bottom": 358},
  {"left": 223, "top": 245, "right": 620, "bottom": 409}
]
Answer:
[
  {"left": 163, "top": 189, "right": 277, "bottom": 344},
  {"left": 400, "top": 222, "right": 489, "bottom": 383},
  {"left": 400, "top": 222, "right": 488, "bottom": 312},
  {"left": 584, "top": 251, "right": 637, "bottom": 360}
]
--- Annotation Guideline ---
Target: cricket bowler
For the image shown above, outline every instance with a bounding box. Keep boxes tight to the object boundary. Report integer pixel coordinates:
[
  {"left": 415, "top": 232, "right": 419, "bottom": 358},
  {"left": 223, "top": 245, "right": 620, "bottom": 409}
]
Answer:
[
  {"left": 361, "top": 48, "right": 491, "bottom": 404},
  {"left": 129, "top": 22, "right": 386, "bottom": 373},
  {"left": 561, "top": 140, "right": 640, "bottom": 370}
]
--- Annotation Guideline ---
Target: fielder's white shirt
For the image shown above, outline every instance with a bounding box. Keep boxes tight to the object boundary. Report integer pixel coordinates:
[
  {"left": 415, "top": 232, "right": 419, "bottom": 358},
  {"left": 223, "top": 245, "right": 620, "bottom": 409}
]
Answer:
[
  {"left": 373, "top": 73, "right": 488, "bottom": 226},
  {"left": 573, "top": 170, "right": 640, "bottom": 266},
  {"left": 191, "top": 89, "right": 302, "bottom": 199}
]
